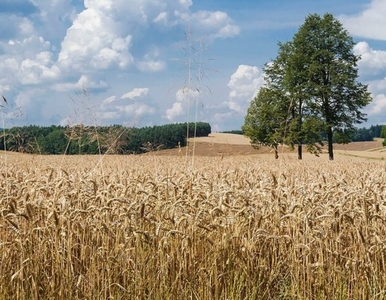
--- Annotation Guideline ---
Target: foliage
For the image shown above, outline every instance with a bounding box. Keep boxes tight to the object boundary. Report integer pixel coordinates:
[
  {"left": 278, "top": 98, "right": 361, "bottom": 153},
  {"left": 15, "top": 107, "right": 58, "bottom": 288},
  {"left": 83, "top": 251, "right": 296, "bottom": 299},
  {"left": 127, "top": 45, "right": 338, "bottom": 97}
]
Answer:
[
  {"left": 0, "top": 122, "right": 211, "bottom": 155},
  {"left": 266, "top": 41, "right": 316, "bottom": 159},
  {"left": 381, "top": 125, "right": 386, "bottom": 147},
  {"left": 331, "top": 124, "right": 383, "bottom": 142},
  {"left": 242, "top": 88, "right": 288, "bottom": 159},
  {"left": 228, "top": 124, "right": 384, "bottom": 142},
  {"left": 221, "top": 130, "right": 243, "bottom": 135},
  {"left": 291, "top": 13, "right": 372, "bottom": 159},
  {"left": 368, "top": 124, "right": 383, "bottom": 139},
  {"left": 244, "top": 13, "right": 372, "bottom": 160}
]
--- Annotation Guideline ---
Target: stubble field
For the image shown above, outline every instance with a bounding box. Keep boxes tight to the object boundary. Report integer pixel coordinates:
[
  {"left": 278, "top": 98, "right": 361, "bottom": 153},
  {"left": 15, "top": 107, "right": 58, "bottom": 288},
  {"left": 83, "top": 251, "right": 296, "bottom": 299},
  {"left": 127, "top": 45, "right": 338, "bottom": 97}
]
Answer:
[{"left": 1, "top": 138, "right": 386, "bottom": 299}]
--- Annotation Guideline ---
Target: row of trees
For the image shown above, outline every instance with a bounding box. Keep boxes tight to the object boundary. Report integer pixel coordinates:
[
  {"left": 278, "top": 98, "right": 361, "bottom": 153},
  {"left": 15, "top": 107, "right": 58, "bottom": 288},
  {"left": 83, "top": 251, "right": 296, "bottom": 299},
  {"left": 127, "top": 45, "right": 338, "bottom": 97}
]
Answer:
[
  {"left": 226, "top": 125, "right": 384, "bottom": 142},
  {"left": 338, "top": 124, "right": 384, "bottom": 142},
  {"left": 243, "top": 13, "right": 372, "bottom": 160},
  {"left": 0, "top": 122, "right": 211, "bottom": 155}
]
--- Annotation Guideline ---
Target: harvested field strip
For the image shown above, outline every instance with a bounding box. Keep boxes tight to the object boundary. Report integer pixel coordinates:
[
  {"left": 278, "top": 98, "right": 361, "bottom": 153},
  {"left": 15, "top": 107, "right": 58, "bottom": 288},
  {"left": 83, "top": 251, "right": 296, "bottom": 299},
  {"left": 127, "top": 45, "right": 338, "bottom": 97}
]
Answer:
[{"left": 335, "top": 150, "right": 386, "bottom": 160}]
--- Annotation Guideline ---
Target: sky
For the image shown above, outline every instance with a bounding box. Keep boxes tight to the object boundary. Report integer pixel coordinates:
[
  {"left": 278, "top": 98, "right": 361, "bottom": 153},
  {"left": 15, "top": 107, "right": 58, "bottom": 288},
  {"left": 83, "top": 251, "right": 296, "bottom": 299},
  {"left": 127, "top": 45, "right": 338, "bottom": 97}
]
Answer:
[{"left": 0, "top": 0, "right": 385, "bottom": 131}]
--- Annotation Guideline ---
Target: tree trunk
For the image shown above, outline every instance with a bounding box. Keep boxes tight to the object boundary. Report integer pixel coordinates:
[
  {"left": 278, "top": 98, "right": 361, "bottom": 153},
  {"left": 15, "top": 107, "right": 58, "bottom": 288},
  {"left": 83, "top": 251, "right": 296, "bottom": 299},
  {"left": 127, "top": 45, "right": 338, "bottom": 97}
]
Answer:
[
  {"left": 327, "top": 126, "right": 334, "bottom": 160},
  {"left": 274, "top": 146, "right": 279, "bottom": 159},
  {"left": 298, "top": 142, "right": 302, "bottom": 160}
]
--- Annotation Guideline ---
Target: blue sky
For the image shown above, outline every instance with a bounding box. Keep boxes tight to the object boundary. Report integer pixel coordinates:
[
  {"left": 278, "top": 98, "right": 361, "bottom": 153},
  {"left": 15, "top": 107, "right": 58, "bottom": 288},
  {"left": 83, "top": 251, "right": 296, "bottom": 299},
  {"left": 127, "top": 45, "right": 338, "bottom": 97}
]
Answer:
[{"left": 0, "top": 0, "right": 385, "bottom": 131}]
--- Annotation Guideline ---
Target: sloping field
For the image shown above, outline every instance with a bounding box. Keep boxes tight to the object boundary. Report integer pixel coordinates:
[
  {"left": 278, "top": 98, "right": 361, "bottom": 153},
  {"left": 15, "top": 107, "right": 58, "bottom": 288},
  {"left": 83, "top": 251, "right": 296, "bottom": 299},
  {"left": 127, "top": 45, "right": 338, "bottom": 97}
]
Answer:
[
  {"left": 192, "top": 133, "right": 252, "bottom": 145},
  {"left": 153, "top": 133, "right": 385, "bottom": 160}
]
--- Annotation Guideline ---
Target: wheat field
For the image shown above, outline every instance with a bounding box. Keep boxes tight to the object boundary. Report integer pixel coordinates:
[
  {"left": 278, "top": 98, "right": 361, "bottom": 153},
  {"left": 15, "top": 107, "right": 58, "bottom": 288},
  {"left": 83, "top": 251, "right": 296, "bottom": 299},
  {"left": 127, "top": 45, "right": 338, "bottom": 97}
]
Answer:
[{"left": 1, "top": 153, "right": 386, "bottom": 299}]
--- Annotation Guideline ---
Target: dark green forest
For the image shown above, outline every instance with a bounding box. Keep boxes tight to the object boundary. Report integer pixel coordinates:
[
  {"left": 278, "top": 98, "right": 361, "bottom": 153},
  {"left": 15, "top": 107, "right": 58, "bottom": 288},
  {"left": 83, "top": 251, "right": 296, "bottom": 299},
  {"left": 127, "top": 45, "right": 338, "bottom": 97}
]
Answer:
[
  {"left": 224, "top": 125, "right": 384, "bottom": 143},
  {"left": 0, "top": 122, "right": 383, "bottom": 155},
  {"left": 336, "top": 124, "right": 383, "bottom": 142},
  {"left": 0, "top": 122, "right": 211, "bottom": 155}
]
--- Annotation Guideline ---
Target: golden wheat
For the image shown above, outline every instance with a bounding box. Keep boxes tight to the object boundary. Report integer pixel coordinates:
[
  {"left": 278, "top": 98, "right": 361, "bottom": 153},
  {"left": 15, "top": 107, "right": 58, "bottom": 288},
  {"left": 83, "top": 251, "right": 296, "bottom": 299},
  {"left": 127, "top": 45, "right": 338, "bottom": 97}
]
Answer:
[{"left": 0, "top": 154, "right": 386, "bottom": 299}]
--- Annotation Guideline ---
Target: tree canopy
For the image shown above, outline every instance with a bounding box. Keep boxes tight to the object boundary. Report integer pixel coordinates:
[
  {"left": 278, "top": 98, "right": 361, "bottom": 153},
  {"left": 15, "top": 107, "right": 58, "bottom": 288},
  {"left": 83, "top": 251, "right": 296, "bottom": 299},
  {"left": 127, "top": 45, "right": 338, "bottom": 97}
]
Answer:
[
  {"left": 381, "top": 125, "right": 386, "bottom": 147},
  {"left": 242, "top": 87, "right": 288, "bottom": 158},
  {"left": 0, "top": 122, "right": 211, "bottom": 155},
  {"left": 244, "top": 13, "right": 372, "bottom": 160}
]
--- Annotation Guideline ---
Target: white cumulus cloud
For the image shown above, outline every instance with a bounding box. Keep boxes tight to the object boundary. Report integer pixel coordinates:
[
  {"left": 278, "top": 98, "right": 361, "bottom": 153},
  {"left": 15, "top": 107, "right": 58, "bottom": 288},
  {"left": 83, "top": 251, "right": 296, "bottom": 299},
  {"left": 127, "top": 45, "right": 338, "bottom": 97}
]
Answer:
[
  {"left": 57, "top": 0, "right": 238, "bottom": 74},
  {"left": 98, "top": 86, "right": 158, "bottom": 125},
  {"left": 121, "top": 88, "right": 149, "bottom": 100},
  {"left": 340, "top": 0, "right": 386, "bottom": 40},
  {"left": 176, "top": 10, "right": 240, "bottom": 40},
  {"left": 137, "top": 60, "right": 166, "bottom": 72},
  {"left": 20, "top": 51, "right": 61, "bottom": 84},
  {"left": 165, "top": 102, "right": 184, "bottom": 121},
  {"left": 52, "top": 75, "right": 108, "bottom": 92},
  {"left": 103, "top": 95, "right": 116, "bottom": 103},
  {"left": 368, "top": 77, "right": 386, "bottom": 95},
  {"left": 58, "top": 5, "right": 134, "bottom": 72},
  {"left": 354, "top": 41, "right": 386, "bottom": 75},
  {"left": 226, "top": 65, "right": 264, "bottom": 113},
  {"left": 366, "top": 93, "right": 386, "bottom": 125}
]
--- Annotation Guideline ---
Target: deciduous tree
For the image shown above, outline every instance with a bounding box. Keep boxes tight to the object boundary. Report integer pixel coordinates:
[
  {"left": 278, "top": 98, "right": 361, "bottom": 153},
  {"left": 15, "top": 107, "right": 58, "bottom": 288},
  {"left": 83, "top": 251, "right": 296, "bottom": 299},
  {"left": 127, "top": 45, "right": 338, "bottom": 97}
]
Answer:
[
  {"left": 242, "top": 87, "right": 288, "bottom": 159},
  {"left": 292, "top": 13, "right": 371, "bottom": 160},
  {"left": 244, "top": 13, "right": 372, "bottom": 160},
  {"left": 381, "top": 125, "right": 386, "bottom": 147}
]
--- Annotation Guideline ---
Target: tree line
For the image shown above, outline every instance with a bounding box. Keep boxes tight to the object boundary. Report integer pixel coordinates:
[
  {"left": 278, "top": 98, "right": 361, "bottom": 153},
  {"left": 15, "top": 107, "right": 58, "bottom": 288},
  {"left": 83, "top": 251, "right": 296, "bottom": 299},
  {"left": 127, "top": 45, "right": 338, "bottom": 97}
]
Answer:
[
  {"left": 225, "top": 125, "right": 384, "bottom": 143},
  {"left": 336, "top": 124, "right": 384, "bottom": 142},
  {"left": 0, "top": 122, "right": 211, "bottom": 155},
  {"left": 243, "top": 13, "right": 373, "bottom": 160}
]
